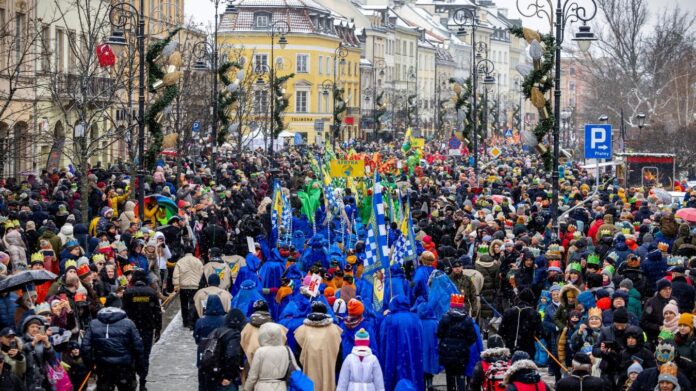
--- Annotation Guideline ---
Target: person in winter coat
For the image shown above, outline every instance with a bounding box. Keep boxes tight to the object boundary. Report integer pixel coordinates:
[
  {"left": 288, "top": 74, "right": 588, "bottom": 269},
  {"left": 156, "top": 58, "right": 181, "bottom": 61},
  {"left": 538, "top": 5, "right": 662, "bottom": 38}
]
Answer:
[
  {"left": 3, "top": 229, "right": 27, "bottom": 271},
  {"left": 202, "top": 308, "right": 245, "bottom": 391},
  {"left": 675, "top": 313, "right": 696, "bottom": 363},
  {"left": 337, "top": 329, "right": 385, "bottom": 391},
  {"left": 617, "top": 278, "right": 643, "bottom": 319},
  {"left": 21, "top": 315, "right": 54, "bottom": 391},
  {"left": 122, "top": 268, "right": 162, "bottom": 389},
  {"left": 0, "top": 327, "right": 25, "bottom": 379},
  {"left": 294, "top": 302, "right": 342, "bottom": 391},
  {"left": 553, "top": 284, "right": 580, "bottom": 331},
  {"left": 240, "top": 301, "right": 287, "bottom": 375},
  {"left": 193, "top": 295, "right": 226, "bottom": 345},
  {"left": 499, "top": 289, "right": 542, "bottom": 358},
  {"left": 340, "top": 299, "right": 377, "bottom": 361},
  {"left": 469, "top": 334, "right": 510, "bottom": 391},
  {"left": 502, "top": 354, "right": 549, "bottom": 391},
  {"left": 449, "top": 258, "right": 478, "bottom": 316},
  {"left": 617, "top": 325, "right": 656, "bottom": 384},
  {"left": 118, "top": 201, "right": 137, "bottom": 232},
  {"left": 641, "top": 249, "right": 668, "bottom": 293},
  {"left": 201, "top": 248, "right": 232, "bottom": 291},
  {"left": 411, "top": 251, "right": 436, "bottom": 304},
  {"left": 379, "top": 295, "right": 424, "bottom": 391},
  {"left": 244, "top": 322, "right": 299, "bottom": 391},
  {"left": 641, "top": 279, "right": 674, "bottom": 345},
  {"left": 627, "top": 343, "right": 692, "bottom": 391},
  {"left": 0, "top": 356, "right": 25, "bottom": 391},
  {"left": 81, "top": 307, "right": 144, "bottom": 391},
  {"left": 672, "top": 223, "right": 696, "bottom": 255},
  {"left": 173, "top": 246, "right": 204, "bottom": 329},
  {"left": 616, "top": 255, "right": 650, "bottom": 299},
  {"left": 474, "top": 245, "right": 500, "bottom": 321},
  {"left": 193, "top": 274, "right": 232, "bottom": 318},
  {"left": 667, "top": 267, "right": 694, "bottom": 314},
  {"left": 437, "top": 294, "right": 477, "bottom": 391},
  {"left": 555, "top": 352, "right": 608, "bottom": 391}
]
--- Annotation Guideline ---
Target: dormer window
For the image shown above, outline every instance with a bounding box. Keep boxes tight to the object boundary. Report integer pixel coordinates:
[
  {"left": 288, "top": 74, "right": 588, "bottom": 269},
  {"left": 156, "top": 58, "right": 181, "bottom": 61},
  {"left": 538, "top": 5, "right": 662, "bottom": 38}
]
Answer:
[{"left": 254, "top": 12, "right": 271, "bottom": 29}]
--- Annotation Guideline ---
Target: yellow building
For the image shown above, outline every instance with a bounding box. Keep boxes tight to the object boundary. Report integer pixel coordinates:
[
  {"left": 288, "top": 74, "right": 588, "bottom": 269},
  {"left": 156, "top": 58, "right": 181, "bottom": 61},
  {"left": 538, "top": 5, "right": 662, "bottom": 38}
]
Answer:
[{"left": 219, "top": 0, "right": 360, "bottom": 144}]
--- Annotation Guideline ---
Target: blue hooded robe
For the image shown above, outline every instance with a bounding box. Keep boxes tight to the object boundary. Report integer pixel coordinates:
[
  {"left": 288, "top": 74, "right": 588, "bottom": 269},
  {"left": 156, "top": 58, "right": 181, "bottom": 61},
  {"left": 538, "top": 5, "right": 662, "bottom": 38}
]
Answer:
[
  {"left": 426, "top": 270, "right": 459, "bottom": 320},
  {"left": 411, "top": 264, "right": 435, "bottom": 304},
  {"left": 258, "top": 249, "right": 286, "bottom": 319},
  {"left": 230, "top": 254, "right": 262, "bottom": 297},
  {"left": 340, "top": 314, "right": 378, "bottom": 361},
  {"left": 417, "top": 303, "right": 440, "bottom": 376},
  {"left": 231, "top": 280, "right": 265, "bottom": 318},
  {"left": 278, "top": 298, "right": 311, "bottom": 352},
  {"left": 379, "top": 295, "right": 424, "bottom": 391},
  {"left": 465, "top": 322, "right": 484, "bottom": 377},
  {"left": 383, "top": 263, "right": 413, "bottom": 311},
  {"left": 193, "top": 294, "right": 226, "bottom": 345}
]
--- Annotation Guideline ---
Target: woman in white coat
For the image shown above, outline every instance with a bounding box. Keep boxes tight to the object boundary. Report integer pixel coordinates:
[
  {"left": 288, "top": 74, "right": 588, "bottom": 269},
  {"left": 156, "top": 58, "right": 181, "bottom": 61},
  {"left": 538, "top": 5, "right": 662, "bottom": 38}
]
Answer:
[
  {"left": 337, "top": 328, "right": 385, "bottom": 391},
  {"left": 245, "top": 322, "right": 298, "bottom": 391}
]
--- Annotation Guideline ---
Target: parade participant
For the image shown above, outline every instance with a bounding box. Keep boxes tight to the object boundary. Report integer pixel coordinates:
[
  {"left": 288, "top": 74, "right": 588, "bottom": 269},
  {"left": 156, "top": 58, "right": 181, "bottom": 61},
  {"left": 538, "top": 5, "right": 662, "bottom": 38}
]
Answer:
[
  {"left": 193, "top": 274, "right": 232, "bottom": 318},
  {"left": 294, "top": 301, "right": 343, "bottom": 391},
  {"left": 337, "top": 329, "right": 385, "bottom": 391},
  {"left": 437, "top": 293, "right": 477, "bottom": 391},
  {"left": 379, "top": 295, "right": 424, "bottom": 391},
  {"left": 173, "top": 243, "right": 204, "bottom": 329}
]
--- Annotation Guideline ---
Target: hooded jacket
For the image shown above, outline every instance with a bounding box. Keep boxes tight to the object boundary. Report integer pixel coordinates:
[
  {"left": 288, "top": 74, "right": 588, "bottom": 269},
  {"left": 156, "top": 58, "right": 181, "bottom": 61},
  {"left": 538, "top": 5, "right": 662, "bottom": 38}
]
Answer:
[
  {"left": 618, "top": 325, "right": 656, "bottom": 378},
  {"left": 437, "top": 306, "right": 477, "bottom": 373},
  {"left": 553, "top": 284, "right": 580, "bottom": 331},
  {"left": 295, "top": 313, "right": 343, "bottom": 391},
  {"left": 503, "top": 359, "right": 548, "bottom": 391},
  {"left": 172, "top": 252, "right": 204, "bottom": 290},
  {"left": 379, "top": 295, "right": 424, "bottom": 391},
  {"left": 193, "top": 294, "right": 226, "bottom": 344},
  {"left": 82, "top": 307, "right": 144, "bottom": 367},
  {"left": 244, "top": 322, "right": 298, "bottom": 391}
]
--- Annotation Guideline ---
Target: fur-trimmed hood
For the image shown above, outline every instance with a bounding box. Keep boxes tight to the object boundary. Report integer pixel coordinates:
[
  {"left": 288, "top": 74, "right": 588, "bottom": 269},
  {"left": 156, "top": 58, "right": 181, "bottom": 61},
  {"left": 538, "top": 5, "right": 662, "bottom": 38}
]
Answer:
[
  {"left": 559, "top": 284, "right": 580, "bottom": 307},
  {"left": 481, "top": 347, "right": 511, "bottom": 360},
  {"left": 503, "top": 359, "right": 539, "bottom": 385}
]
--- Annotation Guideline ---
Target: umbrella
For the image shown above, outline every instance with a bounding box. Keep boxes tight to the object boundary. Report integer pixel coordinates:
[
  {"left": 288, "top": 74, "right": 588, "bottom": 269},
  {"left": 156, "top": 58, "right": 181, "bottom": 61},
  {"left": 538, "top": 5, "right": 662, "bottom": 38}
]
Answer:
[
  {"left": 0, "top": 270, "right": 57, "bottom": 294},
  {"left": 134, "top": 195, "right": 180, "bottom": 223},
  {"left": 651, "top": 188, "right": 672, "bottom": 204},
  {"left": 676, "top": 208, "right": 696, "bottom": 223}
]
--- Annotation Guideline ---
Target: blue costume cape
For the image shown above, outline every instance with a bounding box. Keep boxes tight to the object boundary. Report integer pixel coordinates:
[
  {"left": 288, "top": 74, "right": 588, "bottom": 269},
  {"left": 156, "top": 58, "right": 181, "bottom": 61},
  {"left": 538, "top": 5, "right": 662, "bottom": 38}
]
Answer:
[
  {"left": 466, "top": 322, "right": 484, "bottom": 377},
  {"left": 231, "top": 280, "right": 265, "bottom": 318},
  {"left": 427, "top": 270, "right": 459, "bottom": 320},
  {"left": 417, "top": 303, "right": 440, "bottom": 375},
  {"left": 258, "top": 249, "right": 286, "bottom": 319},
  {"left": 383, "top": 264, "right": 413, "bottom": 311},
  {"left": 379, "top": 295, "right": 424, "bottom": 391},
  {"left": 230, "top": 254, "right": 262, "bottom": 297},
  {"left": 300, "top": 235, "right": 328, "bottom": 271},
  {"left": 278, "top": 299, "right": 311, "bottom": 352},
  {"left": 340, "top": 316, "right": 378, "bottom": 360},
  {"left": 411, "top": 265, "right": 435, "bottom": 304}
]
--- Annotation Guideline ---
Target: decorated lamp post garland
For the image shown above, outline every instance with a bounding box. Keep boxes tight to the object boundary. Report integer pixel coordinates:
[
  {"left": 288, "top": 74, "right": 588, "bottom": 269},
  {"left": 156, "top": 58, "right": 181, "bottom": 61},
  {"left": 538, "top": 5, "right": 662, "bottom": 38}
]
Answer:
[
  {"left": 333, "top": 86, "right": 346, "bottom": 144},
  {"left": 271, "top": 73, "right": 294, "bottom": 139},
  {"left": 217, "top": 61, "right": 243, "bottom": 146},
  {"left": 510, "top": 26, "right": 556, "bottom": 171},
  {"left": 144, "top": 28, "right": 182, "bottom": 169}
]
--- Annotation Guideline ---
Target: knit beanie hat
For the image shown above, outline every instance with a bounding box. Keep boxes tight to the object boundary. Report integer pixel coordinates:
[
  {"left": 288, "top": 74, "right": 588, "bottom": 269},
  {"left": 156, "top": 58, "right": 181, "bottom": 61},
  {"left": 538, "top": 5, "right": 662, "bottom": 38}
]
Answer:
[
  {"left": 627, "top": 362, "right": 643, "bottom": 376},
  {"left": 657, "top": 278, "right": 672, "bottom": 292},
  {"left": 657, "top": 362, "right": 679, "bottom": 387},
  {"left": 658, "top": 329, "right": 676, "bottom": 342},
  {"left": 613, "top": 307, "right": 629, "bottom": 323},
  {"left": 679, "top": 313, "right": 694, "bottom": 329},
  {"left": 511, "top": 350, "right": 530, "bottom": 363},
  {"left": 354, "top": 328, "right": 370, "bottom": 347},
  {"left": 347, "top": 298, "right": 364, "bottom": 317},
  {"left": 663, "top": 300, "right": 679, "bottom": 316},
  {"left": 619, "top": 278, "right": 634, "bottom": 290}
]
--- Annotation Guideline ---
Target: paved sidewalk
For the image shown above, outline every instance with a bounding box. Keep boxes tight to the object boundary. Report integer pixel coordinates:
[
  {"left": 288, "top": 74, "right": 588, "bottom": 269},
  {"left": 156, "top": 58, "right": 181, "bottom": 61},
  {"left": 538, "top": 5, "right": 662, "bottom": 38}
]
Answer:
[{"left": 148, "top": 311, "right": 198, "bottom": 391}]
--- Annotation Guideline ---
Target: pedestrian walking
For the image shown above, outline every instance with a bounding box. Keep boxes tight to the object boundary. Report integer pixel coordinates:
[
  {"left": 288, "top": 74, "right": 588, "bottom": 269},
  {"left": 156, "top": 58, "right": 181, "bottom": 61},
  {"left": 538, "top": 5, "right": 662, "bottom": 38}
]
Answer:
[{"left": 173, "top": 244, "right": 204, "bottom": 329}]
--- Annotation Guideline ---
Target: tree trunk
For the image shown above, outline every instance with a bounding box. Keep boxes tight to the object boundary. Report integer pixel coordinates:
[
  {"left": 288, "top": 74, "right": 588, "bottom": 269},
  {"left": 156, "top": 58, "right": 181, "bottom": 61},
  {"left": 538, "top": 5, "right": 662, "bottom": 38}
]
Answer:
[{"left": 80, "top": 159, "right": 90, "bottom": 225}]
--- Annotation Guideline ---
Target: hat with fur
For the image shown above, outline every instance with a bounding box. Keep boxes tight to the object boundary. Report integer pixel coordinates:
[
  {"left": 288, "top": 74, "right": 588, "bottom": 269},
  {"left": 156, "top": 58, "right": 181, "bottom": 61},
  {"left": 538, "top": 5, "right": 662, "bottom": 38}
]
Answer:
[{"left": 503, "top": 359, "right": 538, "bottom": 385}]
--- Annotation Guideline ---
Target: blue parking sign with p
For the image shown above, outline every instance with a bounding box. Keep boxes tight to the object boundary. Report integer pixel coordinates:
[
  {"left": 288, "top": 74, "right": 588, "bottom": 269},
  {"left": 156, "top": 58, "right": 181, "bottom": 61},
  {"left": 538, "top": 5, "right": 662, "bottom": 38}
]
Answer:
[{"left": 584, "top": 124, "right": 612, "bottom": 159}]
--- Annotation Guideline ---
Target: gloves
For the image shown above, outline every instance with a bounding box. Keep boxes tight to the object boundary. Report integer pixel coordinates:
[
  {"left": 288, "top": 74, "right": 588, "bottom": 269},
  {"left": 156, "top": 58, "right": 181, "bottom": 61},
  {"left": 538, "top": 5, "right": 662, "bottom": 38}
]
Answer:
[{"left": 269, "top": 287, "right": 279, "bottom": 294}]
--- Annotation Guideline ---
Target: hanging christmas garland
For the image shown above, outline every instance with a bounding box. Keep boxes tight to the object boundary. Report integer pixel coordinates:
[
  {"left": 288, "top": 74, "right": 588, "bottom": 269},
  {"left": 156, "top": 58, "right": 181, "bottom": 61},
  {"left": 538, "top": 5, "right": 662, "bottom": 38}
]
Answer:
[
  {"left": 144, "top": 27, "right": 182, "bottom": 170},
  {"left": 512, "top": 103, "right": 520, "bottom": 130},
  {"left": 375, "top": 91, "right": 386, "bottom": 132},
  {"left": 217, "top": 61, "right": 243, "bottom": 146},
  {"left": 510, "top": 25, "right": 556, "bottom": 171},
  {"left": 450, "top": 77, "right": 471, "bottom": 146},
  {"left": 489, "top": 97, "right": 499, "bottom": 133},
  {"left": 271, "top": 73, "right": 294, "bottom": 138}
]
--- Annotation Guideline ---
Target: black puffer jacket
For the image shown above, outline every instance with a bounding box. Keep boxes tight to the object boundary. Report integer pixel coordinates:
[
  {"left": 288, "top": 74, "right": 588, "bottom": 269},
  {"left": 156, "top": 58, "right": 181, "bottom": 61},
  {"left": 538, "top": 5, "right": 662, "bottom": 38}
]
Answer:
[
  {"left": 436, "top": 308, "right": 477, "bottom": 374},
  {"left": 618, "top": 326, "right": 656, "bottom": 384},
  {"left": 555, "top": 370, "right": 608, "bottom": 391},
  {"left": 122, "top": 278, "right": 162, "bottom": 333},
  {"left": 82, "top": 307, "right": 144, "bottom": 368}
]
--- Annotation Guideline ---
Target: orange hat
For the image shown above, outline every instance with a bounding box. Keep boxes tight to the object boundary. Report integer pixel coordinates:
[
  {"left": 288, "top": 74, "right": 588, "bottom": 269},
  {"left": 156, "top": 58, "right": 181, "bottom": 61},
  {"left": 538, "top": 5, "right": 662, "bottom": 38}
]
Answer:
[
  {"left": 347, "top": 298, "right": 364, "bottom": 316},
  {"left": 77, "top": 264, "right": 91, "bottom": 279},
  {"left": 324, "top": 287, "right": 336, "bottom": 298}
]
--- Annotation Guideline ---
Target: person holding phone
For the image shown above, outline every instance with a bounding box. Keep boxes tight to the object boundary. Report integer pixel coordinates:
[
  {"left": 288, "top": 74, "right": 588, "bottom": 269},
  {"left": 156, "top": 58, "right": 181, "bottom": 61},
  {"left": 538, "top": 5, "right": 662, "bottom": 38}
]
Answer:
[{"left": 21, "top": 315, "right": 54, "bottom": 390}]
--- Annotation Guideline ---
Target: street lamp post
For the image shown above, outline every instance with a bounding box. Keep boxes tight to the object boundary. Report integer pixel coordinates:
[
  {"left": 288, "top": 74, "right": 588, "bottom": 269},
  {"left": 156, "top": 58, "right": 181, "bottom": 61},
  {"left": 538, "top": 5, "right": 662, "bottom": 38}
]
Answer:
[
  {"left": 372, "top": 59, "right": 386, "bottom": 142},
  {"left": 332, "top": 44, "right": 348, "bottom": 149},
  {"left": 516, "top": 0, "right": 598, "bottom": 228},
  {"left": 268, "top": 21, "right": 290, "bottom": 164},
  {"left": 107, "top": 0, "right": 145, "bottom": 221}
]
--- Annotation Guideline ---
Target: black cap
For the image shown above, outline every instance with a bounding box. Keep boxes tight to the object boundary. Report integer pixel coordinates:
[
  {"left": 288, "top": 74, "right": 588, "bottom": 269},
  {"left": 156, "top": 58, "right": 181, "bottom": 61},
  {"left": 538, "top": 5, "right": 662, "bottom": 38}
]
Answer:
[
  {"left": 669, "top": 266, "right": 686, "bottom": 274},
  {"left": 311, "top": 301, "right": 328, "bottom": 314},
  {"left": 252, "top": 300, "right": 269, "bottom": 313},
  {"left": 0, "top": 327, "right": 16, "bottom": 337},
  {"left": 209, "top": 247, "right": 222, "bottom": 259}
]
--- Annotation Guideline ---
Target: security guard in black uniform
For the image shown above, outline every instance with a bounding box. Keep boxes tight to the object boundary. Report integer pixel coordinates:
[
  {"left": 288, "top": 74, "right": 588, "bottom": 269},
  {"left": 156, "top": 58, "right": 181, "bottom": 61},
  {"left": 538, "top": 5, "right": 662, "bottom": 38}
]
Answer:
[{"left": 122, "top": 269, "right": 162, "bottom": 391}]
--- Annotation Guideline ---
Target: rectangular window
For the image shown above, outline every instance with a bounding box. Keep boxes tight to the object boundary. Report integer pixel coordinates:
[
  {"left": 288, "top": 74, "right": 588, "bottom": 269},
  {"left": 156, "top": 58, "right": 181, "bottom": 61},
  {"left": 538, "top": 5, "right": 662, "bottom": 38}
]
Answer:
[
  {"left": 55, "top": 28, "right": 64, "bottom": 73},
  {"left": 254, "top": 54, "right": 268, "bottom": 66},
  {"left": 396, "top": 39, "right": 400, "bottom": 54},
  {"left": 254, "top": 90, "right": 268, "bottom": 114},
  {"left": 409, "top": 42, "right": 414, "bottom": 57},
  {"left": 296, "top": 91, "right": 308, "bottom": 113},
  {"left": 15, "top": 12, "right": 26, "bottom": 67},
  {"left": 255, "top": 14, "right": 269, "bottom": 28},
  {"left": 68, "top": 30, "right": 77, "bottom": 69},
  {"left": 41, "top": 24, "right": 50, "bottom": 72},
  {"left": 296, "top": 54, "right": 308, "bottom": 73},
  {"left": 318, "top": 56, "right": 323, "bottom": 75},
  {"left": 327, "top": 56, "right": 332, "bottom": 75}
]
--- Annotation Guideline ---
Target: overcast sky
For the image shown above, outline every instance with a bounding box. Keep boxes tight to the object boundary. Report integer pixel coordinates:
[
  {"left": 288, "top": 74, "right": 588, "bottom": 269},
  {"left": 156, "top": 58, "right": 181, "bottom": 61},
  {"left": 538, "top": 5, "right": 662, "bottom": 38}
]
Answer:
[{"left": 185, "top": 0, "right": 696, "bottom": 34}]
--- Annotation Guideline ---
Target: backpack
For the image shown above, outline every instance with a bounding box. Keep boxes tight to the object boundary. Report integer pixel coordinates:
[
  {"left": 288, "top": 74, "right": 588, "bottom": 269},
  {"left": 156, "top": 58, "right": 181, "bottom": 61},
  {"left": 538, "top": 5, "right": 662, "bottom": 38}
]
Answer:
[
  {"left": 482, "top": 359, "right": 510, "bottom": 391},
  {"left": 198, "top": 328, "right": 232, "bottom": 371}
]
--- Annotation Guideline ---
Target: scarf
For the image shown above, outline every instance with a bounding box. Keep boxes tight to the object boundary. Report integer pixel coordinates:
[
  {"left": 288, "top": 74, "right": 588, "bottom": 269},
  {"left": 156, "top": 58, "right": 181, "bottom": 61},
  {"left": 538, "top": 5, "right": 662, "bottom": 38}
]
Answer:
[{"left": 663, "top": 316, "right": 679, "bottom": 334}]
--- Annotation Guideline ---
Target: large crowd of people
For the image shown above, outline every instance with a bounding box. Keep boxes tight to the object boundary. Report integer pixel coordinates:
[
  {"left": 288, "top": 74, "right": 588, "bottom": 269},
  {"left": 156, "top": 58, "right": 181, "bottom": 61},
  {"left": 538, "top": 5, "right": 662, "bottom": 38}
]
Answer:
[{"left": 0, "top": 142, "right": 694, "bottom": 391}]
